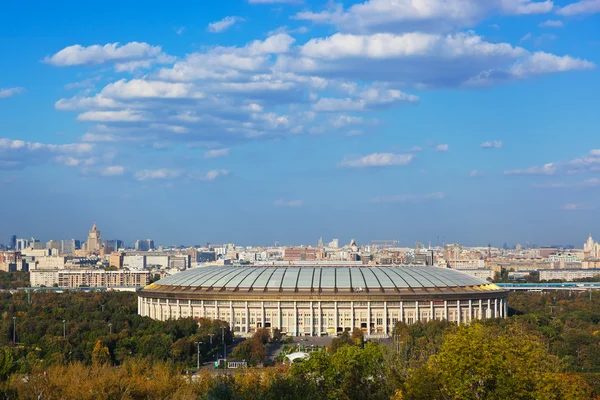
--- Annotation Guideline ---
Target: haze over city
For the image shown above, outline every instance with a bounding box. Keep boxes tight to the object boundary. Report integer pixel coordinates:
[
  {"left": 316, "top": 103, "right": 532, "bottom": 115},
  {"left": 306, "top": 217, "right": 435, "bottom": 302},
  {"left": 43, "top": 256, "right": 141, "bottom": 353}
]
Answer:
[{"left": 1, "top": 0, "right": 599, "bottom": 245}]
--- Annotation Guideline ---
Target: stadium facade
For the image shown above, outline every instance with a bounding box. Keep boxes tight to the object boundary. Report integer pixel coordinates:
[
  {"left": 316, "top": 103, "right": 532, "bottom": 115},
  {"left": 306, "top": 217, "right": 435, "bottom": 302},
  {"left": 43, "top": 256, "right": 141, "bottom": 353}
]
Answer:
[{"left": 137, "top": 265, "right": 509, "bottom": 336}]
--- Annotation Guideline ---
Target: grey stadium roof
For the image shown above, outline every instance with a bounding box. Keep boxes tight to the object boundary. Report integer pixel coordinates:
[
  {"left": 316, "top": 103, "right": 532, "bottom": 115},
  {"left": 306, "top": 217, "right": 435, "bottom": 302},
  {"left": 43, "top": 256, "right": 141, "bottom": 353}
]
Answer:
[{"left": 147, "top": 265, "right": 493, "bottom": 293}]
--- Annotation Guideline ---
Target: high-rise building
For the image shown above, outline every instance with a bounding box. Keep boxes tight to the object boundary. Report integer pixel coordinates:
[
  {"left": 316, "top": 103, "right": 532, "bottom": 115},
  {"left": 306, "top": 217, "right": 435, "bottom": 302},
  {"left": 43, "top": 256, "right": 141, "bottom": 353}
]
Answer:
[
  {"left": 105, "top": 239, "right": 124, "bottom": 252},
  {"left": 86, "top": 222, "right": 102, "bottom": 252},
  {"left": 134, "top": 239, "right": 155, "bottom": 252},
  {"left": 46, "top": 240, "right": 60, "bottom": 251},
  {"left": 9, "top": 235, "right": 16, "bottom": 250},
  {"left": 15, "top": 238, "right": 28, "bottom": 251},
  {"left": 60, "top": 239, "right": 79, "bottom": 255}
]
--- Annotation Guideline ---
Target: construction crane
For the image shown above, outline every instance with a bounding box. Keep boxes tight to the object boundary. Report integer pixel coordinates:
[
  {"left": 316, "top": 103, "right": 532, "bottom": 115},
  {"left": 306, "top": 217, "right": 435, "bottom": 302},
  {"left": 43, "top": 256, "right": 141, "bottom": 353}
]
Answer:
[{"left": 415, "top": 242, "right": 423, "bottom": 254}]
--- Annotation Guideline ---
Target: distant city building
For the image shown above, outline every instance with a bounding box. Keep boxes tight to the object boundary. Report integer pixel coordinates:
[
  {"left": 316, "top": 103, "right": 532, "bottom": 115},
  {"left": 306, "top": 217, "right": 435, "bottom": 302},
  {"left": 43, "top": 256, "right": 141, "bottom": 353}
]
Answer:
[
  {"left": 104, "top": 239, "right": 124, "bottom": 252},
  {"left": 61, "top": 239, "right": 80, "bottom": 255},
  {"left": 540, "top": 269, "right": 600, "bottom": 282},
  {"left": 85, "top": 222, "right": 103, "bottom": 252},
  {"left": 538, "top": 247, "right": 558, "bottom": 258},
  {"left": 32, "top": 256, "right": 67, "bottom": 270},
  {"left": 448, "top": 259, "right": 486, "bottom": 269},
  {"left": 135, "top": 239, "right": 155, "bottom": 252},
  {"left": 29, "top": 239, "right": 43, "bottom": 250},
  {"left": 9, "top": 235, "right": 16, "bottom": 251},
  {"left": 548, "top": 254, "right": 580, "bottom": 263},
  {"left": 30, "top": 269, "right": 150, "bottom": 288},
  {"left": 584, "top": 234, "right": 600, "bottom": 259},
  {"left": 46, "top": 240, "right": 60, "bottom": 251},
  {"left": 123, "top": 255, "right": 146, "bottom": 269},
  {"left": 110, "top": 252, "right": 124, "bottom": 268},
  {"left": 284, "top": 247, "right": 317, "bottom": 261},
  {"left": 15, "top": 238, "right": 28, "bottom": 251},
  {"left": 456, "top": 268, "right": 495, "bottom": 281}
]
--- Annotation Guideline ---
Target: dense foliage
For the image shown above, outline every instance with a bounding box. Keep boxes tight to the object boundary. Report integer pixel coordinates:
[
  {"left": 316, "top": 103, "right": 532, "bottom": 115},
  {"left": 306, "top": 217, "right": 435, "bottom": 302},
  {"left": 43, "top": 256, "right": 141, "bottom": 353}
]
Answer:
[
  {"left": 0, "top": 291, "right": 232, "bottom": 371},
  {"left": 0, "top": 272, "right": 29, "bottom": 290},
  {"left": 0, "top": 290, "right": 599, "bottom": 399}
]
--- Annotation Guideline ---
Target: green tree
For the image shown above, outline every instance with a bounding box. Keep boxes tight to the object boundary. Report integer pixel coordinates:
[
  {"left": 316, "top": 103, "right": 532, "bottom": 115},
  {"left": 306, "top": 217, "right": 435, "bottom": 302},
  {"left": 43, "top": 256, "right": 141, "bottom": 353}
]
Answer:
[{"left": 401, "top": 323, "right": 593, "bottom": 400}]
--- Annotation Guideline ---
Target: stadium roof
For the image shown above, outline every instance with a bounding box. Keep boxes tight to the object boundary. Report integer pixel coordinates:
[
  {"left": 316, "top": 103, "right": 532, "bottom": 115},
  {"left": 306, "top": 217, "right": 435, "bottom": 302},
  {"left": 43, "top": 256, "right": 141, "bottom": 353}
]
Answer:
[{"left": 148, "top": 265, "right": 493, "bottom": 293}]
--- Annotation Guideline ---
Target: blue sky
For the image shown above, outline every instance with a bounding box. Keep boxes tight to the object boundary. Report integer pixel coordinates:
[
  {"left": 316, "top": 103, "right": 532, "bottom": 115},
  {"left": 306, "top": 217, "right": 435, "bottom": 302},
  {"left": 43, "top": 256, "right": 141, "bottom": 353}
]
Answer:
[{"left": 1, "top": 0, "right": 599, "bottom": 247}]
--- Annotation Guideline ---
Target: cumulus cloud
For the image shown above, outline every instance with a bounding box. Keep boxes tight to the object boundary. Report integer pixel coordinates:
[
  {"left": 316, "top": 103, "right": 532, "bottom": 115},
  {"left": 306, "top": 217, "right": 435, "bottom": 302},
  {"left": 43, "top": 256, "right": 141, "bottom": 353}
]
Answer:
[
  {"left": 505, "top": 163, "right": 557, "bottom": 175},
  {"left": 77, "top": 110, "right": 144, "bottom": 122},
  {"left": 101, "top": 79, "right": 204, "bottom": 99},
  {"left": 372, "top": 192, "right": 446, "bottom": 203},
  {"left": 435, "top": 144, "right": 449, "bottom": 152},
  {"left": 294, "top": 0, "right": 552, "bottom": 34},
  {"left": 0, "top": 138, "right": 94, "bottom": 170},
  {"left": 480, "top": 140, "right": 503, "bottom": 149},
  {"left": 340, "top": 153, "right": 414, "bottom": 167},
  {"left": 204, "top": 148, "right": 230, "bottom": 159},
  {"left": 539, "top": 19, "right": 564, "bottom": 27},
  {"left": 99, "top": 165, "right": 125, "bottom": 176},
  {"left": 207, "top": 16, "right": 245, "bottom": 33},
  {"left": 274, "top": 199, "right": 304, "bottom": 207},
  {"left": 44, "top": 42, "right": 163, "bottom": 66},
  {"left": 557, "top": 0, "right": 600, "bottom": 15},
  {"left": 0, "top": 87, "right": 24, "bottom": 99}
]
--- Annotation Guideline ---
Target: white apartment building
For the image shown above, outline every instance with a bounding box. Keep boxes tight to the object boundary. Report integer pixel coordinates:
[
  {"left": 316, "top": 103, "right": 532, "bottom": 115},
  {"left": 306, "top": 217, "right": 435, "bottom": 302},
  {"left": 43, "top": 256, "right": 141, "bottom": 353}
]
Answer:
[
  {"left": 456, "top": 268, "right": 495, "bottom": 281},
  {"left": 539, "top": 269, "right": 600, "bottom": 282},
  {"left": 33, "top": 256, "right": 66, "bottom": 270},
  {"left": 448, "top": 259, "right": 486, "bottom": 269},
  {"left": 30, "top": 270, "right": 60, "bottom": 287}
]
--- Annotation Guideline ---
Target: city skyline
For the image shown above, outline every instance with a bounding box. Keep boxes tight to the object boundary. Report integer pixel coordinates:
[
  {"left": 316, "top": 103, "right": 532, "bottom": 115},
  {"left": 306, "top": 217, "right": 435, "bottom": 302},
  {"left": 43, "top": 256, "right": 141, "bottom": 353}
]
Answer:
[
  {"left": 1, "top": 1, "right": 599, "bottom": 245},
  {"left": 3, "top": 221, "right": 598, "bottom": 249}
]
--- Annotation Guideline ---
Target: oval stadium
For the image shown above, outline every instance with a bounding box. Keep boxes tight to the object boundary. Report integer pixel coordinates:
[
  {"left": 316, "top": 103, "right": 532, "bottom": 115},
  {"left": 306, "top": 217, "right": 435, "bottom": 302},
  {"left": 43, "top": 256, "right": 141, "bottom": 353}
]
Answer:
[{"left": 138, "top": 265, "right": 508, "bottom": 336}]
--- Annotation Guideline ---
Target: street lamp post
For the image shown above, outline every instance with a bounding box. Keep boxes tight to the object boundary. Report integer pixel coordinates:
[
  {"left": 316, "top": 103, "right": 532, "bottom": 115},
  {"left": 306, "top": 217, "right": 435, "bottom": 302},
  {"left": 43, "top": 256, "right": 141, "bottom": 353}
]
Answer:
[
  {"left": 221, "top": 327, "right": 226, "bottom": 359},
  {"left": 12, "top": 316, "right": 16, "bottom": 343},
  {"left": 63, "top": 320, "right": 66, "bottom": 338},
  {"left": 194, "top": 341, "right": 202, "bottom": 369}
]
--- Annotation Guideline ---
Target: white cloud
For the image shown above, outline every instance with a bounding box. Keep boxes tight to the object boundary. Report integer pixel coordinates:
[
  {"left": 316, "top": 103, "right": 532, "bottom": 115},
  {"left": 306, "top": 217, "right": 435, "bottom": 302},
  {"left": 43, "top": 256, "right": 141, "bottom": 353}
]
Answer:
[
  {"left": 480, "top": 140, "right": 503, "bottom": 149},
  {"left": 539, "top": 19, "right": 564, "bottom": 27},
  {"left": 469, "top": 170, "right": 485, "bottom": 177},
  {"left": 207, "top": 16, "right": 245, "bottom": 33},
  {"left": 77, "top": 110, "right": 144, "bottom": 122},
  {"left": 510, "top": 52, "right": 594, "bottom": 78},
  {"left": 44, "top": 42, "right": 162, "bottom": 66},
  {"left": 101, "top": 79, "right": 204, "bottom": 99},
  {"left": 204, "top": 148, "right": 230, "bottom": 159},
  {"left": 0, "top": 138, "right": 94, "bottom": 170},
  {"left": 274, "top": 199, "right": 304, "bottom": 207},
  {"left": 435, "top": 144, "right": 449, "bottom": 152},
  {"left": 191, "top": 169, "right": 230, "bottom": 181},
  {"left": 100, "top": 165, "right": 125, "bottom": 177},
  {"left": 294, "top": 0, "right": 552, "bottom": 34},
  {"left": 505, "top": 163, "right": 557, "bottom": 175},
  {"left": 0, "top": 87, "right": 24, "bottom": 99},
  {"left": 372, "top": 192, "right": 446, "bottom": 203},
  {"left": 330, "top": 115, "right": 364, "bottom": 128},
  {"left": 340, "top": 153, "right": 414, "bottom": 167},
  {"left": 520, "top": 32, "right": 533, "bottom": 42},
  {"left": 557, "top": 0, "right": 600, "bottom": 15},
  {"left": 134, "top": 169, "right": 182, "bottom": 181}
]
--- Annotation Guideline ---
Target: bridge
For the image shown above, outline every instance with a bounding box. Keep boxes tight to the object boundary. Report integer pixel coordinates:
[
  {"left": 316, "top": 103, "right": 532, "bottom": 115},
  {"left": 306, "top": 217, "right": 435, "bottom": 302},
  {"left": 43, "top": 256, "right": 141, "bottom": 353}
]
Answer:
[{"left": 497, "top": 282, "right": 600, "bottom": 291}]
